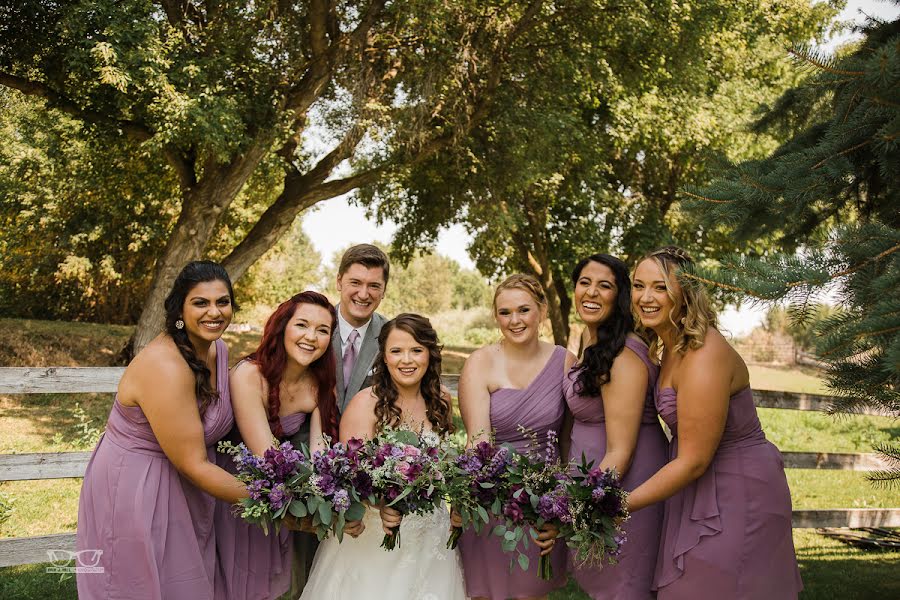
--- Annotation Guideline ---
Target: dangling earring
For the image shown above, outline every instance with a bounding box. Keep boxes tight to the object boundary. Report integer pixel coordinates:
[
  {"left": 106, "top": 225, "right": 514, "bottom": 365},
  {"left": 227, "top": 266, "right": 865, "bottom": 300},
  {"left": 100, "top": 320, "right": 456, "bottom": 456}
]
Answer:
[{"left": 175, "top": 319, "right": 185, "bottom": 330}]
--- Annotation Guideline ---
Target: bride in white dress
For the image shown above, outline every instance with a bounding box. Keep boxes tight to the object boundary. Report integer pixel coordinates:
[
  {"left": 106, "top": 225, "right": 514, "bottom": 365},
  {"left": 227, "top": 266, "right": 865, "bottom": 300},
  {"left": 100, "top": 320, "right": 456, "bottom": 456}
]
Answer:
[{"left": 300, "top": 314, "right": 466, "bottom": 600}]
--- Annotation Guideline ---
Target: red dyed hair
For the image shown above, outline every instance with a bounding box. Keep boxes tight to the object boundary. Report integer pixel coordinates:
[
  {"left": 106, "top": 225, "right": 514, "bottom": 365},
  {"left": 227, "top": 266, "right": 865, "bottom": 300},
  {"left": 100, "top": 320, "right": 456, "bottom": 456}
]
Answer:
[{"left": 247, "top": 291, "right": 339, "bottom": 441}]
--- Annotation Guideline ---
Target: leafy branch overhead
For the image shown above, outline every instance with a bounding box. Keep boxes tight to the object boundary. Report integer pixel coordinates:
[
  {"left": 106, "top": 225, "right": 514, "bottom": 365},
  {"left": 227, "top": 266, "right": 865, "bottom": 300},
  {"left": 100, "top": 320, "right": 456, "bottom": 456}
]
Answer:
[
  {"left": 0, "top": 0, "right": 566, "bottom": 352},
  {"left": 362, "top": 0, "right": 838, "bottom": 344}
]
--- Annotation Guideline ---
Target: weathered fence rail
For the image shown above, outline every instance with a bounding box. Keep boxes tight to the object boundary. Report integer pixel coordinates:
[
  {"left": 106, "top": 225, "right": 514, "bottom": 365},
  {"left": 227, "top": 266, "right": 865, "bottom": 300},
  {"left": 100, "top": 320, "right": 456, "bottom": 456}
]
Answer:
[{"left": 1, "top": 366, "right": 897, "bottom": 568}]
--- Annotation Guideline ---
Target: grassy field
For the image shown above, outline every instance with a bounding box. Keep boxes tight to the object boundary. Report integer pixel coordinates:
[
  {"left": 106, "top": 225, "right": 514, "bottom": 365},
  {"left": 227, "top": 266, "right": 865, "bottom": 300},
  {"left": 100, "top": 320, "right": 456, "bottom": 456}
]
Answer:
[{"left": 1, "top": 318, "right": 898, "bottom": 598}]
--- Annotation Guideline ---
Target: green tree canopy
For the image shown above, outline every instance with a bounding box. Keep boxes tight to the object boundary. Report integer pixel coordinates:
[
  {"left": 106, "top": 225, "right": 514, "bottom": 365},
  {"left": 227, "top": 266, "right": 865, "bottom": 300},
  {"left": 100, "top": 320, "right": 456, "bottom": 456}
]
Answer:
[
  {"left": 363, "top": 0, "right": 838, "bottom": 344},
  {"left": 0, "top": 0, "right": 595, "bottom": 353}
]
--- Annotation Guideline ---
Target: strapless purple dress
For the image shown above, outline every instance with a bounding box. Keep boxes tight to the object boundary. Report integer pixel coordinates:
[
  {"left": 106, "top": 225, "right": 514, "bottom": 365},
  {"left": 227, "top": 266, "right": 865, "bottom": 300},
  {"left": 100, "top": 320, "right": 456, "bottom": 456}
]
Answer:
[
  {"left": 214, "top": 411, "right": 308, "bottom": 600},
  {"left": 458, "top": 345, "right": 569, "bottom": 600},
  {"left": 565, "top": 336, "right": 668, "bottom": 599},
  {"left": 653, "top": 385, "right": 802, "bottom": 599},
  {"left": 76, "top": 338, "right": 234, "bottom": 600}
]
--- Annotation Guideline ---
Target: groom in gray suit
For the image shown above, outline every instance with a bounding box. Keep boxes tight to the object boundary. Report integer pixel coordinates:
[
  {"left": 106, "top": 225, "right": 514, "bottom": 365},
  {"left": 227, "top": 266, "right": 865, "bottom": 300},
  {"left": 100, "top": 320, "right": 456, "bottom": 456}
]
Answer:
[
  {"left": 331, "top": 243, "right": 390, "bottom": 410},
  {"left": 290, "top": 243, "right": 390, "bottom": 595}
]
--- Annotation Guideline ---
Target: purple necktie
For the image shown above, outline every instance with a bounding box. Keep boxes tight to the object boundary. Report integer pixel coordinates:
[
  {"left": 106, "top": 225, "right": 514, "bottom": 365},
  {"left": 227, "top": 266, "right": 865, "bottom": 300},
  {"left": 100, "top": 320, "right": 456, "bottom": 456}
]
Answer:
[{"left": 343, "top": 329, "right": 359, "bottom": 386}]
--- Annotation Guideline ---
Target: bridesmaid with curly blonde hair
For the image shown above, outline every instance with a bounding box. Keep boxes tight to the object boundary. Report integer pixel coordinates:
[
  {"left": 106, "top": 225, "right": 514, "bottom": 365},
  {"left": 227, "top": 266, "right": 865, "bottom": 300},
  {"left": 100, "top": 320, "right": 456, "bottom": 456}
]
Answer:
[{"left": 627, "top": 246, "right": 802, "bottom": 599}]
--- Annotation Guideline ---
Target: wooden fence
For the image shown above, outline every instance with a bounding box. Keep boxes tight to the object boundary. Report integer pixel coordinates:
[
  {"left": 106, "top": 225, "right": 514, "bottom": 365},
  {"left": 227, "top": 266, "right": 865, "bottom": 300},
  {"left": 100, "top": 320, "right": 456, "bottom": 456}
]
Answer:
[{"left": 0, "top": 367, "right": 897, "bottom": 568}]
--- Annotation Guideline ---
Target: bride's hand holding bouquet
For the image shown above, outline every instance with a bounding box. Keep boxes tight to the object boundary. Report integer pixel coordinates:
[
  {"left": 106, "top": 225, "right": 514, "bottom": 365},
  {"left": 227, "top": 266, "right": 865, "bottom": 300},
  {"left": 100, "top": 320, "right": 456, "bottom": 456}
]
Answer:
[{"left": 366, "top": 426, "right": 447, "bottom": 550}]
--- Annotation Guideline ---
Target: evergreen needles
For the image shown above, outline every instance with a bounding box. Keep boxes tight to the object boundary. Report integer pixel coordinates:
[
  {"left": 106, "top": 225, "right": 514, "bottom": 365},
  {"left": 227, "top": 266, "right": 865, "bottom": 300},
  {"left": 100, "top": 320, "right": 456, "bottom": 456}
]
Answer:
[{"left": 686, "top": 13, "right": 900, "bottom": 486}]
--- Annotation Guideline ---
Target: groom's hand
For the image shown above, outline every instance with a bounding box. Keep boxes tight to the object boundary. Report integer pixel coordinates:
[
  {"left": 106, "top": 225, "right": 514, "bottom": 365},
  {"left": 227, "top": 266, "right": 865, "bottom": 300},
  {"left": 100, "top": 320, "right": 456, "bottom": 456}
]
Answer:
[
  {"left": 344, "top": 519, "right": 366, "bottom": 538},
  {"left": 534, "top": 523, "right": 559, "bottom": 557},
  {"left": 380, "top": 505, "right": 403, "bottom": 535}
]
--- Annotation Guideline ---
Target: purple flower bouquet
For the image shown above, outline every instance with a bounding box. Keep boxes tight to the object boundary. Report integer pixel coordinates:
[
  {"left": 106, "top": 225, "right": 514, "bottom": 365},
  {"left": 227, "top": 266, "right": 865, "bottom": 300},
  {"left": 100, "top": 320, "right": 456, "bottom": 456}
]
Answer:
[
  {"left": 365, "top": 427, "right": 447, "bottom": 550},
  {"left": 559, "top": 456, "right": 629, "bottom": 567},
  {"left": 442, "top": 439, "right": 513, "bottom": 549},
  {"left": 493, "top": 428, "right": 573, "bottom": 580},
  {"left": 290, "top": 437, "right": 373, "bottom": 542},
  {"left": 218, "top": 439, "right": 307, "bottom": 536}
]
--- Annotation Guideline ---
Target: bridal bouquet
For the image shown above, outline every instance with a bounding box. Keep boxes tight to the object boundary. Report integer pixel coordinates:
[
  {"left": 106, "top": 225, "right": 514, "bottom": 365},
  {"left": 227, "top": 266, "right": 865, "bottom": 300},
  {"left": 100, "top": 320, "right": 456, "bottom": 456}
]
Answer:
[
  {"left": 218, "top": 439, "right": 307, "bottom": 535},
  {"left": 559, "top": 456, "right": 629, "bottom": 567},
  {"left": 292, "top": 437, "right": 372, "bottom": 541},
  {"left": 494, "top": 428, "right": 573, "bottom": 580},
  {"left": 443, "top": 439, "right": 513, "bottom": 549},
  {"left": 365, "top": 426, "right": 447, "bottom": 550}
]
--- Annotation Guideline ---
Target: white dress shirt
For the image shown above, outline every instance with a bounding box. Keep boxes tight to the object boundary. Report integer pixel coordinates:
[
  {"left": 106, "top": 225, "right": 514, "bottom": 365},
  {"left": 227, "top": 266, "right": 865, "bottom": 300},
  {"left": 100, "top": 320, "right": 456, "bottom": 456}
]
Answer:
[{"left": 337, "top": 306, "right": 370, "bottom": 356}]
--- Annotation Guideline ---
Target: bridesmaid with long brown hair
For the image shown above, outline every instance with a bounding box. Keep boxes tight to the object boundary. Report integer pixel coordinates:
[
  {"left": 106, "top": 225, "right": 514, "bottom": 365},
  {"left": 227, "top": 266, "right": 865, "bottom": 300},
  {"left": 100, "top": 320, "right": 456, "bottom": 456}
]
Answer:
[
  {"left": 564, "top": 254, "right": 667, "bottom": 599},
  {"left": 77, "top": 261, "right": 246, "bottom": 600}
]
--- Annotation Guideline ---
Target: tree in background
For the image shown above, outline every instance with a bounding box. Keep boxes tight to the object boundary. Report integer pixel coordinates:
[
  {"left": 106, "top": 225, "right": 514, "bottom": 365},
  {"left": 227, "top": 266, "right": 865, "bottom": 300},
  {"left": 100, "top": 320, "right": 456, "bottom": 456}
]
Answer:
[
  {"left": 0, "top": 0, "right": 615, "bottom": 354},
  {"left": 364, "top": 0, "right": 837, "bottom": 344},
  {"left": 687, "top": 12, "right": 899, "bottom": 484},
  {"left": 0, "top": 90, "right": 321, "bottom": 324},
  {"left": 0, "top": 89, "right": 176, "bottom": 323},
  {"left": 763, "top": 304, "right": 844, "bottom": 352}
]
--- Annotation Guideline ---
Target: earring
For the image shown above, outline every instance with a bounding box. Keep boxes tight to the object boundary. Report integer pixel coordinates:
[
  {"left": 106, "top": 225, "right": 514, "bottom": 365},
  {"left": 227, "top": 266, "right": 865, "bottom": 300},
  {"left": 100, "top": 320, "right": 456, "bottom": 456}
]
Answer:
[{"left": 175, "top": 319, "right": 185, "bottom": 330}]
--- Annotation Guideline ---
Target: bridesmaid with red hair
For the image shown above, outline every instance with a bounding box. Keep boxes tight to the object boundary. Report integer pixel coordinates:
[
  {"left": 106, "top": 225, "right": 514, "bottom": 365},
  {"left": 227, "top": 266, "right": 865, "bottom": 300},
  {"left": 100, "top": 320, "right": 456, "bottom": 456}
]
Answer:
[{"left": 213, "top": 291, "right": 360, "bottom": 600}]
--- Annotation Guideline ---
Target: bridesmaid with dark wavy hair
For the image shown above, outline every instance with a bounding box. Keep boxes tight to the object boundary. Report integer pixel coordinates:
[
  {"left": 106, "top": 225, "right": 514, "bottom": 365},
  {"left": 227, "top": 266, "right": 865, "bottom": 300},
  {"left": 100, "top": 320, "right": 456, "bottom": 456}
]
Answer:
[
  {"left": 213, "top": 290, "right": 361, "bottom": 600},
  {"left": 77, "top": 260, "right": 246, "bottom": 600},
  {"left": 564, "top": 254, "right": 667, "bottom": 599}
]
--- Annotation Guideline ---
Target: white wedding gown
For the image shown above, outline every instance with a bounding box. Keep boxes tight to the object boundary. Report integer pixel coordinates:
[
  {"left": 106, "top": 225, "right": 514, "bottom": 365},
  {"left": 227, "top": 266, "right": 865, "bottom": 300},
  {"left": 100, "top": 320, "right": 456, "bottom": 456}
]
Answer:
[{"left": 299, "top": 505, "right": 467, "bottom": 600}]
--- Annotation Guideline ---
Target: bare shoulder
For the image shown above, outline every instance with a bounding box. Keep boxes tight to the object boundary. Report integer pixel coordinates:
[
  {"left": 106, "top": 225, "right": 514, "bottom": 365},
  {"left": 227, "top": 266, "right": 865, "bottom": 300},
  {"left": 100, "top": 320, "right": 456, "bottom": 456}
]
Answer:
[
  {"left": 120, "top": 336, "right": 192, "bottom": 404},
  {"left": 345, "top": 386, "right": 378, "bottom": 415},
  {"left": 231, "top": 359, "right": 264, "bottom": 386},
  {"left": 128, "top": 336, "right": 192, "bottom": 384},
  {"left": 340, "top": 386, "right": 378, "bottom": 440},
  {"left": 614, "top": 342, "right": 647, "bottom": 377},
  {"left": 563, "top": 349, "right": 578, "bottom": 371},
  {"left": 462, "top": 343, "right": 500, "bottom": 374},
  {"left": 439, "top": 384, "right": 453, "bottom": 402},
  {"left": 680, "top": 328, "right": 747, "bottom": 388},
  {"left": 683, "top": 328, "right": 734, "bottom": 366}
]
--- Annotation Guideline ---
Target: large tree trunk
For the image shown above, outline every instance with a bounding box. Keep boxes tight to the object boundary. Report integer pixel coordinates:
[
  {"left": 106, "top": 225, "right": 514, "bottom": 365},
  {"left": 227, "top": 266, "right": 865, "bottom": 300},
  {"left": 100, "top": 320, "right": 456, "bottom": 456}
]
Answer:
[{"left": 128, "top": 145, "right": 269, "bottom": 357}]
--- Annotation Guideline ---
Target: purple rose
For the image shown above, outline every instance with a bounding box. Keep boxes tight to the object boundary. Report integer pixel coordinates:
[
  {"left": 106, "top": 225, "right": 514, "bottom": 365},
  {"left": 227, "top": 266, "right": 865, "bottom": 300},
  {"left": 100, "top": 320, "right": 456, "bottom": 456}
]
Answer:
[{"left": 503, "top": 501, "right": 525, "bottom": 523}]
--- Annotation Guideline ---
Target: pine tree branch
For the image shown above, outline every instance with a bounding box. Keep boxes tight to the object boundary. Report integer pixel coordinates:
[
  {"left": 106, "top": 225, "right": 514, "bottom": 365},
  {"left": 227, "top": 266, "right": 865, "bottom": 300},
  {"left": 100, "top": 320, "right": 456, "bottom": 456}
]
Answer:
[
  {"left": 812, "top": 139, "right": 871, "bottom": 170},
  {"left": 679, "top": 273, "right": 762, "bottom": 296},
  {"left": 680, "top": 190, "right": 733, "bottom": 204},
  {"left": 788, "top": 47, "right": 865, "bottom": 77},
  {"left": 829, "top": 242, "right": 900, "bottom": 279}
]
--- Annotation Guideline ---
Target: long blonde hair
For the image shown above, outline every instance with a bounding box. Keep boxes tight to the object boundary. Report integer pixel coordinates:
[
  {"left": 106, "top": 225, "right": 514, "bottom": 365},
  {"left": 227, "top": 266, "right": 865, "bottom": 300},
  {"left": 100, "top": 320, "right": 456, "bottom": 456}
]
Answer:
[{"left": 635, "top": 246, "right": 717, "bottom": 359}]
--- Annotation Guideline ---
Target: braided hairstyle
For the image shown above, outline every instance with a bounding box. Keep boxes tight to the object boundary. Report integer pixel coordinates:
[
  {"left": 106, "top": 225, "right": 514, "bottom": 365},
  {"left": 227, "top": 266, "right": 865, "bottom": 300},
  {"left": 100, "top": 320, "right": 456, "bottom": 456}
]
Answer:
[
  {"left": 371, "top": 314, "right": 454, "bottom": 435},
  {"left": 247, "top": 291, "right": 339, "bottom": 441},
  {"left": 163, "top": 261, "right": 239, "bottom": 415},
  {"left": 570, "top": 254, "right": 634, "bottom": 397}
]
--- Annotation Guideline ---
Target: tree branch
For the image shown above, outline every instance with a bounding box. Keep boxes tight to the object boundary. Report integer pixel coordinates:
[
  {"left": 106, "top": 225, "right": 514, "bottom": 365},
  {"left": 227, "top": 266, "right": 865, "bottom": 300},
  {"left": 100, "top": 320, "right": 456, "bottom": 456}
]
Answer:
[{"left": 0, "top": 72, "right": 154, "bottom": 142}]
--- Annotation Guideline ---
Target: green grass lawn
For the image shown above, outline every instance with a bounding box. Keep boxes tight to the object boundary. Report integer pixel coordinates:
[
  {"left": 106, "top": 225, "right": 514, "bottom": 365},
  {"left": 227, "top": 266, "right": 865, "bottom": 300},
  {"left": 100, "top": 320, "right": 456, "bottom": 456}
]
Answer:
[
  {"left": 0, "top": 319, "right": 897, "bottom": 598},
  {"left": 3, "top": 529, "right": 898, "bottom": 600}
]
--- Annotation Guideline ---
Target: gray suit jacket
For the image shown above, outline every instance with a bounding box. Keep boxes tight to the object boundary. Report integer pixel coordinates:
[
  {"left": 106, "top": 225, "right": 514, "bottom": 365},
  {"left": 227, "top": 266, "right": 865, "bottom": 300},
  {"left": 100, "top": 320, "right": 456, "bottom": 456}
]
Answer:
[{"left": 334, "top": 310, "right": 387, "bottom": 412}]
